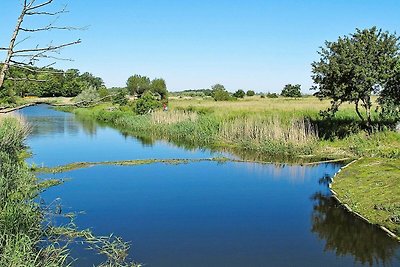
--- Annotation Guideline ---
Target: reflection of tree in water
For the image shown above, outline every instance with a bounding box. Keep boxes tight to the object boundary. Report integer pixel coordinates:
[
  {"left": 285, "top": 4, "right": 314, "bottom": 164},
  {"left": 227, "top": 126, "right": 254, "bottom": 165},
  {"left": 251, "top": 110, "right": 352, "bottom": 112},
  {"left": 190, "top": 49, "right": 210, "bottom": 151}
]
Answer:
[
  {"left": 74, "top": 115, "right": 98, "bottom": 136},
  {"left": 29, "top": 117, "right": 79, "bottom": 137},
  {"left": 311, "top": 191, "right": 400, "bottom": 266}
]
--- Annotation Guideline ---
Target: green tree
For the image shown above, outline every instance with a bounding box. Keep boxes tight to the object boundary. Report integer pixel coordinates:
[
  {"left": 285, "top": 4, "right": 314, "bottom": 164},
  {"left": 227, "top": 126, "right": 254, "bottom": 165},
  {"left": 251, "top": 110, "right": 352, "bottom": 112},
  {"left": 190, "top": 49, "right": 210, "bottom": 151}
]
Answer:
[
  {"left": 127, "top": 75, "right": 151, "bottom": 96},
  {"left": 79, "top": 72, "right": 104, "bottom": 89},
  {"left": 211, "top": 84, "right": 230, "bottom": 101},
  {"left": 312, "top": 27, "right": 400, "bottom": 127},
  {"left": 281, "top": 84, "right": 302, "bottom": 98},
  {"left": 150, "top": 78, "right": 168, "bottom": 99},
  {"left": 135, "top": 91, "right": 161, "bottom": 114},
  {"left": 233, "top": 89, "right": 245, "bottom": 98},
  {"left": 246, "top": 90, "right": 255, "bottom": 97},
  {"left": 379, "top": 62, "right": 400, "bottom": 120}
]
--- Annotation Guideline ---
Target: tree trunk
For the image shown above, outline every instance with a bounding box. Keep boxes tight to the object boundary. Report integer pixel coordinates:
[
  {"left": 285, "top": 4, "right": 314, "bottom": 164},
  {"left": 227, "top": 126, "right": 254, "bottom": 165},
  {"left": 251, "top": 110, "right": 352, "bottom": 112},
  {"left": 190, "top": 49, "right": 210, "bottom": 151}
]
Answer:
[
  {"left": 355, "top": 100, "right": 365, "bottom": 122},
  {"left": 365, "top": 97, "right": 372, "bottom": 131},
  {"left": 0, "top": 8, "right": 26, "bottom": 89}
]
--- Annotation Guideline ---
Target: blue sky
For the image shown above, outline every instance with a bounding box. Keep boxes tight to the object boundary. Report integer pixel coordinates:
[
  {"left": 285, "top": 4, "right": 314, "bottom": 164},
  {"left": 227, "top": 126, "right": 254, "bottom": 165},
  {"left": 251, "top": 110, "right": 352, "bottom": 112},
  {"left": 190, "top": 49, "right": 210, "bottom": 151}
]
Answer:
[{"left": 1, "top": 0, "right": 400, "bottom": 92}]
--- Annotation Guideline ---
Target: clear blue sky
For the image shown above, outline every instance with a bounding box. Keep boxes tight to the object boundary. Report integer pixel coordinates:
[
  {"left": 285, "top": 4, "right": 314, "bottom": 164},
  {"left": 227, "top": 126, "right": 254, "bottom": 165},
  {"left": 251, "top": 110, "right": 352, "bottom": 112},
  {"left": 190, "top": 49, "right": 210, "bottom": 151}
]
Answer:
[{"left": 1, "top": 0, "right": 400, "bottom": 92}]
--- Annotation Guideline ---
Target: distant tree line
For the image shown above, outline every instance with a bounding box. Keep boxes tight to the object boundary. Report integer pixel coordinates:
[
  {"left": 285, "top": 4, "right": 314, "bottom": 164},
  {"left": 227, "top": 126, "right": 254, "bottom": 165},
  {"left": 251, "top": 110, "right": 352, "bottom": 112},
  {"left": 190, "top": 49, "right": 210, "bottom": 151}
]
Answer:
[{"left": 0, "top": 65, "right": 104, "bottom": 102}]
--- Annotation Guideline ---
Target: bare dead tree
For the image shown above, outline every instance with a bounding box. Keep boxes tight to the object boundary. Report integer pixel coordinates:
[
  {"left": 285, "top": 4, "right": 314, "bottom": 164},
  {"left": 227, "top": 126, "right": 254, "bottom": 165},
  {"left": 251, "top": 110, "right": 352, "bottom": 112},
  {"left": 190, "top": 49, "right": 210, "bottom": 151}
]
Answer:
[{"left": 0, "top": 0, "right": 81, "bottom": 88}]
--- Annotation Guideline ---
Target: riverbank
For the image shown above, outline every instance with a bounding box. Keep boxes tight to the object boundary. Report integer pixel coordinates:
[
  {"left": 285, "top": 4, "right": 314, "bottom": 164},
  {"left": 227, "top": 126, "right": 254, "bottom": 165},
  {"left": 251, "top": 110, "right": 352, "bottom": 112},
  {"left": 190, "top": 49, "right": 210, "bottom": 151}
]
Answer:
[
  {"left": 331, "top": 158, "right": 400, "bottom": 240},
  {"left": 11, "top": 98, "right": 400, "bottom": 243}
]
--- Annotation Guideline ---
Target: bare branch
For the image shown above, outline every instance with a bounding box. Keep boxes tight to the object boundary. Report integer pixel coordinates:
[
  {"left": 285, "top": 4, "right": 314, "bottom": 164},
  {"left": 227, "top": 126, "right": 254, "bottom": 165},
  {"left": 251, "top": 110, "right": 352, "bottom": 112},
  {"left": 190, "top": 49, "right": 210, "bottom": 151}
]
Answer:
[
  {"left": 26, "top": 5, "right": 68, "bottom": 16},
  {"left": 7, "top": 77, "right": 47, "bottom": 82},
  {"left": 14, "top": 53, "right": 74, "bottom": 62},
  {"left": 26, "top": 0, "right": 54, "bottom": 11},
  {"left": 10, "top": 62, "right": 63, "bottom": 74},
  {"left": 20, "top": 25, "right": 81, "bottom": 32},
  {"left": 14, "top": 36, "right": 31, "bottom": 48},
  {"left": 14, "top": 39, "right": 81, "bottom": 54}
]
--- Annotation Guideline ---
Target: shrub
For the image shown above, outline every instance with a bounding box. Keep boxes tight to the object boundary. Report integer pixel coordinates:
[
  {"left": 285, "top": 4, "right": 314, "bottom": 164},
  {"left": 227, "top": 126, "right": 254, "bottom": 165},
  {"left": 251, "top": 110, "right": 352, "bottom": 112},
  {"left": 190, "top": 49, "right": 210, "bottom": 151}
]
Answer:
[
  {"left": 74, "top": 86, "right": 100, "bottom": 106},
  {"left": 112, "top": 89, "right": 128, "bottom": 106},
  {"left": 281, "top": 84, "right": 302, "bottom": 97},
  {"left": 211, "top": 84, "right": 230, "bottom": 101},
  {"left": 233, "top": 89, "right": 245, "bottom": 98},
  {"left": 134, "top": 91, "right": 161, "bottom": 115},
  {"left": 266, "top": 92, "right": 279, "bottom": 98},
  {"left": 246, "top": 90, "right": 255, "bottom": 97}
]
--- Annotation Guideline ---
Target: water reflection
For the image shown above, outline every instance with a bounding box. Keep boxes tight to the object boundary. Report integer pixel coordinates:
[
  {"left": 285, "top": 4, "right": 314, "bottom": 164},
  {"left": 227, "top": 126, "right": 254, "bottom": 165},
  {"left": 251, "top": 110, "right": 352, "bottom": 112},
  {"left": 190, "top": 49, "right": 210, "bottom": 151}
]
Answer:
[
  {"left": 311, "top": 191, "right": 400, "bottom": 266},
  {"left": 17, "top": 105, "right": 222, "bottom": 166}
]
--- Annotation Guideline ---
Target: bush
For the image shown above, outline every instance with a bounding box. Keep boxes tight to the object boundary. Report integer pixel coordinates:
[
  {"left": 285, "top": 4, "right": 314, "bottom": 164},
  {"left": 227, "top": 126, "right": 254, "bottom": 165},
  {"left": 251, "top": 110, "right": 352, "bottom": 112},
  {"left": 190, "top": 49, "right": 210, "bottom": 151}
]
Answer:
[
  {"left": 74, "top": 87, "right": 100, "bottom": 106},
  {"left": 211, "top": 84, "right": 230, "bottom": 101},
  {"left": 281, "top": 84, "right": 302, "bottom": 97},
  {"left": 134, "top": 91, "right": 161, "bottom": 115},
  {"left": 233, "top": 89, "right": 245, "bottom": 98},
  {"left": 246, "top": 90, "right": 255, "bottom": 97},
  {"left": 266, "top": 92, "right": 279, "bottom": 98}
]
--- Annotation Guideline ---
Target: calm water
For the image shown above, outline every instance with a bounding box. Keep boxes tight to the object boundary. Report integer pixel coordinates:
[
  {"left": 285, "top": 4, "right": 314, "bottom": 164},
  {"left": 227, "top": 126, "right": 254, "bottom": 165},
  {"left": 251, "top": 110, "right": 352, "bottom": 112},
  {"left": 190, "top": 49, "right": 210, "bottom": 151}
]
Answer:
[{"left": 18, "top": 105, "right": 400, "bottom": 267}]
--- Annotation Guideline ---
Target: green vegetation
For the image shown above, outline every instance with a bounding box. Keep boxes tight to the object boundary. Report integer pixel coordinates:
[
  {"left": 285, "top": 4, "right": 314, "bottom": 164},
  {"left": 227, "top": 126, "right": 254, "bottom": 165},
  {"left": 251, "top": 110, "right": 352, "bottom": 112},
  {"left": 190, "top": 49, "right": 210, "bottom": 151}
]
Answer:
[
  {"left": 312, "top": 27, "right": 400, "bottom": 127},
  {"left": 233, "top": 89, "right": 246, "bottom": 98},
  {"left": 332, "top": 158, "right": 400, "bottom": 237},
  {"left": 246, "top": 90, "right": 255, "bottom": 97},
  {"left": 281, "top": 84, "right": 302, "bottom": 98},
  {"left": 2, "top": 66, "right": 104, "bottom": 100},
  {"left": 0, "top": 115, "right": 140, "bottom": 266},
  {"left": 126, "top": 74, "right": 168, "bottom": 99},
  {"left": 211, "top": 84, "right": 231, "bottom": 101}
]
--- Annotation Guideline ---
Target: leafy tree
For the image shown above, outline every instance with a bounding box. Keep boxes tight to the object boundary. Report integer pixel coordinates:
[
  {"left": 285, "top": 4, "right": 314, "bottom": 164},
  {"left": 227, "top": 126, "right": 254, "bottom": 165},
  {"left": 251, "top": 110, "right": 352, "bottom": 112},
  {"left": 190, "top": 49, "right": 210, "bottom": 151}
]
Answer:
[
  {"left": 127, "top": 75, "right": 151, "bottom": 96},
  {"left": 281, "top": 84, "right": 302, "bottom": 97},
  {"left": 246, "top": 90, "right": 255, "bottom": 97},
  {"left": 312, "top": 27, "right": 400, "bottom": 127},
  {"left": 211, "top": 84, "right": 230, "bottom": 101},
  {"left": 79, "top": 72, "right": 104, "bottom": 89},
  {"left": 150, "top": 78, "right": 168, "bottom": 99},
  {"left": 233, "top": 89, "right": 245, "bottom": 98},
  {"left": 134, "top": 91, "right": 161, "bottom": 114}
]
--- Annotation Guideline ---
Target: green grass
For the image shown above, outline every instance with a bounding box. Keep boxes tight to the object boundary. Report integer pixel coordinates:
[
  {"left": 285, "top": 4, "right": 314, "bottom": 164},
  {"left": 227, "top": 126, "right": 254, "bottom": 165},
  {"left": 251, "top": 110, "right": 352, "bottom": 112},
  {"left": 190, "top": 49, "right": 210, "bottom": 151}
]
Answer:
[{"left": 332, "top": 158, "right": 400, "bottom": 237}]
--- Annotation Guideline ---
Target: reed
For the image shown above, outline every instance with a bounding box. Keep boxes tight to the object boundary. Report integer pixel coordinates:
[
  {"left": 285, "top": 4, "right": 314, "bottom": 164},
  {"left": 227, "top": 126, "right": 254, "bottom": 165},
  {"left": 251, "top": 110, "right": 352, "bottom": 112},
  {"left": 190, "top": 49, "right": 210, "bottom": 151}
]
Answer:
[
  {"left": 219, "top": 116, "right": 318, "bottom": 146},
  {"left": 150, "top": 110, "right": 198, "bottom": 125}
]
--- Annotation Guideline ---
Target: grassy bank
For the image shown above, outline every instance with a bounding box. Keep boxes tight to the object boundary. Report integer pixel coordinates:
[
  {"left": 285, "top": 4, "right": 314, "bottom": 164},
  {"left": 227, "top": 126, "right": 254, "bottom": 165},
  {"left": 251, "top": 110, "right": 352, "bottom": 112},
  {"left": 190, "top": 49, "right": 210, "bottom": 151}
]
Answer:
[{"left": 332, "top": 158, "right": 400, "bottom": 237}]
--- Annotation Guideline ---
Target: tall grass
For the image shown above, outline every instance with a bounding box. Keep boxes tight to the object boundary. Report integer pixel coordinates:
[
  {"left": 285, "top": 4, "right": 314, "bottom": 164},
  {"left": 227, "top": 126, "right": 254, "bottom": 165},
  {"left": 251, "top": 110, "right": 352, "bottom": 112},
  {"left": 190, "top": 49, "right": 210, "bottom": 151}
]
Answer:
[
  {"left": 150, "top": 110, "right": 198, "bottom": 125},
  {"left": 219, "top": 116, "right": 318, "bottom": 146},
  {"left": 0, "top": 115, "right": 69, "bottom": 266}
]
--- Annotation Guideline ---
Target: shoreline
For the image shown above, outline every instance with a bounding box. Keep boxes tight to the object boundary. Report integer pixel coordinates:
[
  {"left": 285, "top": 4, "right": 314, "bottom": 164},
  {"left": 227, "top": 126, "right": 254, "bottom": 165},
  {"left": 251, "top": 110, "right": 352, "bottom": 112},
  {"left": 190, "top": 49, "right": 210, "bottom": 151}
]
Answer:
[
  {"left": 0, "top": 103, "right": 36, "bottom": 113},
  {"left": 8, "top": 101, "right": 400, "bottom": 242}
]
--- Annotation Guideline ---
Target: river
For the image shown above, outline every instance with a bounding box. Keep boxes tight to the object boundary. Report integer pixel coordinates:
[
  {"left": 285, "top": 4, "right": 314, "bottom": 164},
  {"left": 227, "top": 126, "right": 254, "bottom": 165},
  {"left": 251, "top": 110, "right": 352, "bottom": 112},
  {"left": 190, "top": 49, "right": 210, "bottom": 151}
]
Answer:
[{"left": 17, "top": 104, "right": 400, "bottom": 267}]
